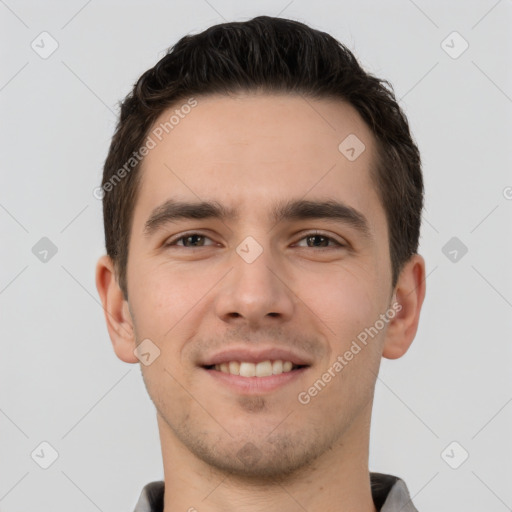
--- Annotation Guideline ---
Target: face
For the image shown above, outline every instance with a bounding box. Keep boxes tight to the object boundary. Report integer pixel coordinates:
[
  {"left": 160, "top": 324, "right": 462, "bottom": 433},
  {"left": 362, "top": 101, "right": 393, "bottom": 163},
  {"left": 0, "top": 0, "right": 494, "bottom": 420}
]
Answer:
[{"left": 125, "top": 93, "right": 395, "bottom": 478}]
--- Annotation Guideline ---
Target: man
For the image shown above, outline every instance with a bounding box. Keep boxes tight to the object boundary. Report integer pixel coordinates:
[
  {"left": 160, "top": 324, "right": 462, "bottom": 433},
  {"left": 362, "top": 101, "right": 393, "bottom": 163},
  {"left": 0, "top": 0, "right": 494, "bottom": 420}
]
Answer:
[{"left": 96, "top": 15, "right": 426, "bottom": 512}]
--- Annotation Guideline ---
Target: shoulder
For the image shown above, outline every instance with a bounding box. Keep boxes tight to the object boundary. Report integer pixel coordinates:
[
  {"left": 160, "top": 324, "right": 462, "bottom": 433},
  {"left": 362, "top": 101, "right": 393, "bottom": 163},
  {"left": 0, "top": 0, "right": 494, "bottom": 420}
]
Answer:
[{"left": 370, "top": 472, "right": 419, "bottom": 512}]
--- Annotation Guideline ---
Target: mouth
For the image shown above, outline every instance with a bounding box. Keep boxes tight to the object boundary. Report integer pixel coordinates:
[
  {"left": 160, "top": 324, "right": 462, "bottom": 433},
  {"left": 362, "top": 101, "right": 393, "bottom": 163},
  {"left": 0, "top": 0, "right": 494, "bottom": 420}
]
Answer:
[
  {"left": 203, "top": 360, "right": 307, "bottom": 377},
  {"left": 201, "top": 359, "right": 310, "bottom": 394},
  {"left": 199, "top": 347, "right": 313, "bottom": 394}
]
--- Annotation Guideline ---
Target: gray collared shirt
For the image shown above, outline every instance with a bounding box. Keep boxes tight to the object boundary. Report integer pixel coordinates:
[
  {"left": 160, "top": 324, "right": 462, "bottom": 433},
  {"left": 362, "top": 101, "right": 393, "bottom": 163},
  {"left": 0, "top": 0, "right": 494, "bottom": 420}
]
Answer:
[{"left": 132, "top": 472, "right": 419, "bottom": 511}]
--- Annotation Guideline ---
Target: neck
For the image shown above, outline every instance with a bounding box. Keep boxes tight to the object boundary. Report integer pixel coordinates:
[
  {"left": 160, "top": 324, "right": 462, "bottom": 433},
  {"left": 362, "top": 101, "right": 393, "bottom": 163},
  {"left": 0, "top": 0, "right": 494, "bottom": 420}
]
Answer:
[{"left": 158, "top": 403, "right": 378, "bottom": 512}]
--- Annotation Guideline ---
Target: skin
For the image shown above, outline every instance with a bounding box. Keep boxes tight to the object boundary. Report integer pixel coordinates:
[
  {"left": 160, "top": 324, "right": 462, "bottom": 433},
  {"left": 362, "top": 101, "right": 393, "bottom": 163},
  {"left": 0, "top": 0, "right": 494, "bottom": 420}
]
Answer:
[{"left": 96, "top": 92, "right": 426, "bottom": 512}]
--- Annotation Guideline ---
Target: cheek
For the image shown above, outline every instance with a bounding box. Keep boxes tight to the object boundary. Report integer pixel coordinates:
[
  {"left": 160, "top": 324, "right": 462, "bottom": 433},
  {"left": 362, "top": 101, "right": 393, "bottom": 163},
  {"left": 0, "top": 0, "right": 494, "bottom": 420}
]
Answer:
[
  {"left": 304, "top": 277, "right": 384, "bottom": 411},
  {"left": 127, "top": 261, "right": 220, "bottom": 343},
  {"left": 302, "top": 265, "right": 383, "bottom": 340}
]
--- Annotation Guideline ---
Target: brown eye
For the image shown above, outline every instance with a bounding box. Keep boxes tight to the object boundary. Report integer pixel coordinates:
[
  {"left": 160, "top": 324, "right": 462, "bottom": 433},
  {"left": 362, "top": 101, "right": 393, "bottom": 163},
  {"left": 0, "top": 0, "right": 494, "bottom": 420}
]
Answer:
[
  {"left": 295, "top": 232, "right": 345, "bottom": 249},
  {"left": 165, "top": 232, "right": 215, "bottom": 248}
]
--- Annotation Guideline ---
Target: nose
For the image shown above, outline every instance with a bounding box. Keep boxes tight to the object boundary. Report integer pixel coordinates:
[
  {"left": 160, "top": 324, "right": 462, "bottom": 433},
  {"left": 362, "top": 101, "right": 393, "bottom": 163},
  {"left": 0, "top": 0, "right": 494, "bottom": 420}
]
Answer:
[{"left": 214, "top": 241, "right": 296, "bottom": 327}]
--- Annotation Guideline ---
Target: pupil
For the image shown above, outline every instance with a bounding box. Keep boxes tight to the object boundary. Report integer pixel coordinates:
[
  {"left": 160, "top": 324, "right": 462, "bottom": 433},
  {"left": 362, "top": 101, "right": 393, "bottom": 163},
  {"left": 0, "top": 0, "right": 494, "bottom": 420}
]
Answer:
[
  {"left": 186, "top": 235, "right": 203, "bottom": 246},
  {"left": 308, "top": 235, "right": 327, "bottom": 247}
]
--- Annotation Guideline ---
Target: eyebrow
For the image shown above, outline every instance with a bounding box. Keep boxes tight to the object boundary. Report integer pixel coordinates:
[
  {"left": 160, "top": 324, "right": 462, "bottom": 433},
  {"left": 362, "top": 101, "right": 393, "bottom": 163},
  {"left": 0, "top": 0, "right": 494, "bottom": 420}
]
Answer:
[{"left": 143, "top": 198, "right": 372, "bottom": 240}]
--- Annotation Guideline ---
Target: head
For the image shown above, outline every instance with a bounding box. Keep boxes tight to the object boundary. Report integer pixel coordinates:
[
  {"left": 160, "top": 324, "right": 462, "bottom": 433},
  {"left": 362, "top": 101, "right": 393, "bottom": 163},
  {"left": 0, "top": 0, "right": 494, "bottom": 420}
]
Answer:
[{"left": 96, "top": 16, "right": 426, "bottom": 480}]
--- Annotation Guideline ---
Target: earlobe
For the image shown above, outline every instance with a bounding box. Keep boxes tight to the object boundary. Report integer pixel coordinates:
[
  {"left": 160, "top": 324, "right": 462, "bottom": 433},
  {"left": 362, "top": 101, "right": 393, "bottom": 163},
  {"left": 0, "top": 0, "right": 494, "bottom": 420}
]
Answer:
[
  {"left": 95, "top": 254, "right": 139, "bottom": 363},
  {"left": 382, "top": 254, "right": 426, "bottom": 360}
]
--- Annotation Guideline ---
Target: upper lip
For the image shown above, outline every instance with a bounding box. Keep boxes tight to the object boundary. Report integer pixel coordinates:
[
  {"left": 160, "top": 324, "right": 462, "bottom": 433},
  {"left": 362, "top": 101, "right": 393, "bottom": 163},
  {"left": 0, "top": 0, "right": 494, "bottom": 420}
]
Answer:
[{"left": 200, "top": 347, "right": 313, "bottom": 367}]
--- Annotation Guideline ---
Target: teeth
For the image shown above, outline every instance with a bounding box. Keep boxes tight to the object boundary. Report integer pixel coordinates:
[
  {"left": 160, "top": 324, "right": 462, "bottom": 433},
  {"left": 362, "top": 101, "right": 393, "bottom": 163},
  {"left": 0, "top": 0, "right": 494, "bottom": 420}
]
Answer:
[
  {"left": 228, "top": 361, "right": 240, "bottom": 375},
  {"left": 239, "top": 362, "right": 256, "bottom": 377},
  {"left": 213, "top": 360, "right": 299, "bottom": 377},
  {"left": 256, "top": 361, "right": 273, "bottom": 377},
  {"left": 272, "top": 360, "right": 283, "bottom": 375}
]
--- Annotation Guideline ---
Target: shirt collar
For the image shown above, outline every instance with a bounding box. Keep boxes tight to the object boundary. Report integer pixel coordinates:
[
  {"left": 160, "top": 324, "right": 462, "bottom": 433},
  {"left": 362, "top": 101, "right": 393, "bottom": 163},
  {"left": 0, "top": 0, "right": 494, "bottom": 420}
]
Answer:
[{"left": 132, "top": 472, "right": 418, "bottom": 512}]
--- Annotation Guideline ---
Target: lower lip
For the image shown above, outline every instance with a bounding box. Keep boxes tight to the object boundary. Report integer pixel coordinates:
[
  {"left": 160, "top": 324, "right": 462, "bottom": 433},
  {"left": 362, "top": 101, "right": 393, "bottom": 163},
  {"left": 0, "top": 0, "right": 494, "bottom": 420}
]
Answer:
[{"left": 203, "top": 367, "right": 309, "bottom": 394}]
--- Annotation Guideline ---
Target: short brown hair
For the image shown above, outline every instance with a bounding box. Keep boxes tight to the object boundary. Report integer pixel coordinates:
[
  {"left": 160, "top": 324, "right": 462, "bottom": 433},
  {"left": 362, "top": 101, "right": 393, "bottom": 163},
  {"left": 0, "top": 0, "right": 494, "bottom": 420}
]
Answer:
[{"left": 101, "top": 15, "right": 423, "bottom": 299}]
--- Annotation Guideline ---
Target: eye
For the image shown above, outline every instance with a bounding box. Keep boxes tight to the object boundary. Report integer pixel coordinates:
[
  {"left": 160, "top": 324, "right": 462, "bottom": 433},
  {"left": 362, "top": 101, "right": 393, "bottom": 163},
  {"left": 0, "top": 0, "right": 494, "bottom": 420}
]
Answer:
[
  {"left": 294, "top": 231, "right": 345, "bottom": 249},
  {"left": 164, "top": 232, "right": 216, "bottom": 248},
  {"left": 163, "top": 230, "right": 346, "bottom": 249}
]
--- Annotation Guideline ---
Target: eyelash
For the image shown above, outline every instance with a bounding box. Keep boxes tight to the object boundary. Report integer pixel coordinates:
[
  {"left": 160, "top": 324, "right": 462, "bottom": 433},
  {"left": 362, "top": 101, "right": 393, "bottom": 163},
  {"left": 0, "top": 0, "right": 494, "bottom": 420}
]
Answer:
[{"left": 164, "top": 231, "right": 346, "bottom": 249}]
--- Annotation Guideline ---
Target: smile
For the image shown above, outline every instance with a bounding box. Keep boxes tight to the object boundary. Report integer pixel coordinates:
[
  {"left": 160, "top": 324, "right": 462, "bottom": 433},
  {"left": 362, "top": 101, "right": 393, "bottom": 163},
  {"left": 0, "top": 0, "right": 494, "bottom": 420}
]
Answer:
[
  {"left": 207, "top": 360, "right": 304, "bottom": 377},
  {"left": 202, "top": 362, "right": 309, "bottom": 394}
]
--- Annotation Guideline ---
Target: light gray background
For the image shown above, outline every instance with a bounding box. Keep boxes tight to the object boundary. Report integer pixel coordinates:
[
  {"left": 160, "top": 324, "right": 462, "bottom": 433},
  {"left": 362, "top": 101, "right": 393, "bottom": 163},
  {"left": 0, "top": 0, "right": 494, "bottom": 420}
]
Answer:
[{"left": 1, "top": 1, "right": 511, "bottom": 511}]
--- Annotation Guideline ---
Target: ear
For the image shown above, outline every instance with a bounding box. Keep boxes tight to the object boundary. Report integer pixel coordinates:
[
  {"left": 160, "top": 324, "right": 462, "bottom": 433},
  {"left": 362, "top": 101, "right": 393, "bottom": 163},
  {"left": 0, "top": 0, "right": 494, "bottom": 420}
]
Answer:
[
  {"left": 95, "top": 254, "right": 139, "bottom": 363},
  {"left": 382, "top": 253, "right": 426, "bottom": 360}
]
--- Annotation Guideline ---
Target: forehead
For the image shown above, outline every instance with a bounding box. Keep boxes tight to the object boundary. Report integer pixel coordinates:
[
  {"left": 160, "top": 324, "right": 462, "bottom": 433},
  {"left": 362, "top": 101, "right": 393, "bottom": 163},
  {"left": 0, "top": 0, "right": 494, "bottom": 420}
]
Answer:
[{"left": 133, "top": 93, "right": 386, "bottom": 238}]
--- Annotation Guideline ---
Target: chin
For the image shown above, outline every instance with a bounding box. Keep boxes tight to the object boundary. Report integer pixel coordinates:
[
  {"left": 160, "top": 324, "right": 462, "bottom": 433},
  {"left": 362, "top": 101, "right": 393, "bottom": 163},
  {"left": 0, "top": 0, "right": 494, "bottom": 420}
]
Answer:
[{"left": 181, "top": 428, "right": 334, "bottom": 483}]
